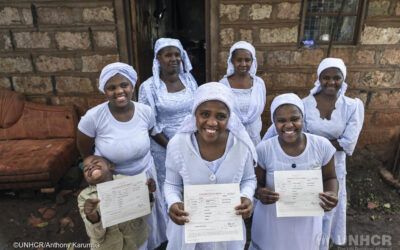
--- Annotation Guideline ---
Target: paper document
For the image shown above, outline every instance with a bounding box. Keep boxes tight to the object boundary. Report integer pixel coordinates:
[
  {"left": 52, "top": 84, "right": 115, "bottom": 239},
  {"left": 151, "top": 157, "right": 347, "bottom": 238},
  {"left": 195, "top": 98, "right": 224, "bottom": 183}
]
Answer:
[
  {"left": 184, "top": 183, "right": 243, "bottom": 244},
  {"left": 97, "top": 173, "right": 150, "bottom": 228},
  {"left": 274, "top": 170, "right": 324, "bottom": 217}
]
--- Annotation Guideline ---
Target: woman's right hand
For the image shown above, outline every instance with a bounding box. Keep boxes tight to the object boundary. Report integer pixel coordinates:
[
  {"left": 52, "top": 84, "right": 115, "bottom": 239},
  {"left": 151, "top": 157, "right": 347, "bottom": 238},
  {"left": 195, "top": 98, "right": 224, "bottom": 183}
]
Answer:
[
  {"left": 256, "top": 187, "right": 279, "bottom": 205},
  {"left": 169, "top": 202, "right": 189, "bottom": 225}
]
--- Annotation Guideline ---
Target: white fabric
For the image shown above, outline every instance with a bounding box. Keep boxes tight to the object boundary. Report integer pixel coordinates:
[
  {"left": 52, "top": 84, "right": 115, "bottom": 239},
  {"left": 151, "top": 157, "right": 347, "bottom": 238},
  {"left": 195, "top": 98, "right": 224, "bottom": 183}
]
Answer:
[
  {"left": 219, "top": 77, "right": 266, "bottom": 145},
  {"left": 152, "top": 38, "right": 195, "bottom": 90},
  {"left": 98, "top": 62, "right": 138, "bottom": 93},
  {"left": 224, "top": 41, "right": 258, "bottom": 78},
  {"left": 250, "top": 133, "right": 336, "bottom": 250},
  {"left": 310, "top": 57, "right": 348, "bottom": 96},
  {"left": 78, "top": 101, "right": 167, "bottom": 249},
  {"left": 178, "top": 82, "right": 257, "bottom": 165},
  {"left": 164, "top": 133, "right": 256, "bottom": 250},
  {"left": 303, "top": 94, "right": 364, "bottom": 247},
  {"left": 232, "top": 88, "right": 252, "bottom": 116},
  {"left": 191, "top": 132, "right": 234, "bottom": 174},
  {"left": 139, "top": 75, "right": 197, "bottom": 216}
]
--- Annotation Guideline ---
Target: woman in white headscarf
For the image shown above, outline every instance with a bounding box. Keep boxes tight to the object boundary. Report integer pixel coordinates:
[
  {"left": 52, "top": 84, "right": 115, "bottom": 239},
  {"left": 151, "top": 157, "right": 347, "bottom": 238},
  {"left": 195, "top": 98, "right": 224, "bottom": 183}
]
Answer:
[
  {"left": 261, "top": 58, "right": 364, "bottom": 249},
  {"left": 77, "top": 62, "right": 167, "bottom": 250},
  {"left": 139, "top": 38, "right": 197, "bottom": 212},
  {"left": 164, "top": 82, "right": 257, "bottom": 250},
  {"left": 219, "top": 41, "right": 266, "bottom": 145},
  {"left": 302, "top": 58, "right": 364, "bottom": 249},
  {"left": 250, "top": 93, "right": 339, "bottom": 250}
]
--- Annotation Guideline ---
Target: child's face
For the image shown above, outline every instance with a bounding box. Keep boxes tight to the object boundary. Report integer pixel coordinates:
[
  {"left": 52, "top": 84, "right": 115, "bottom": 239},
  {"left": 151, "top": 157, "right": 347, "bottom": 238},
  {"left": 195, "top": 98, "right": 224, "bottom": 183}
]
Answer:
[{"left": 82, "top": 156, "right": 114, "bottom": 185}]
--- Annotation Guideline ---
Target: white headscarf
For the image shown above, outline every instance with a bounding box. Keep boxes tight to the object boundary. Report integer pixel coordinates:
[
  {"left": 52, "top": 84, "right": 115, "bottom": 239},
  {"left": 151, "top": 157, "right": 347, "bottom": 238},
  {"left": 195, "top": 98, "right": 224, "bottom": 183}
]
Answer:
[
  {"left": 262, "top": 93, "right": 304, "bottom": 141},
  {"left": 179, "top": 82, "right": 257, "bottom": 164},
  {"left": 152, "top": 38, "right": 194, "bottom": 89},
  {"left": 270, "top": 93, "right": 304, "bottom": 123},
  {"left": 224, "top": 41, "right": 258, "bottom": 78},
  {"left": 98, "top": 62, "right": 137, "bottom": 93},
  {"left": 310, "top": 57, "right": 348, "bottom": 95}
]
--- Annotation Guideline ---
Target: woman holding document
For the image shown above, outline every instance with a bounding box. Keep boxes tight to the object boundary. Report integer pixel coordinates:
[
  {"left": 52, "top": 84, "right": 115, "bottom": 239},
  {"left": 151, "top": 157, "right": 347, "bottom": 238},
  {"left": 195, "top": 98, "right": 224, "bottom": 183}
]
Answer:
[
  {"left": 249, "top": 93, "right": 338, "bottom": 250},
  {"left": 76, "top": 62, "right": 167, "bottom": 250},
  {"left": 164, "top": 82, "right": 257, "bottom": 250}
]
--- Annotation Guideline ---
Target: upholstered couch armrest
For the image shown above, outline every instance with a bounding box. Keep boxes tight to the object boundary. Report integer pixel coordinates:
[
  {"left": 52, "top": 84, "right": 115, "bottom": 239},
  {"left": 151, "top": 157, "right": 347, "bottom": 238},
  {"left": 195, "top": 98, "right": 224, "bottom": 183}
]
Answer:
[{"left": 0, "top": 102, "right": 78, "bottom": 140}]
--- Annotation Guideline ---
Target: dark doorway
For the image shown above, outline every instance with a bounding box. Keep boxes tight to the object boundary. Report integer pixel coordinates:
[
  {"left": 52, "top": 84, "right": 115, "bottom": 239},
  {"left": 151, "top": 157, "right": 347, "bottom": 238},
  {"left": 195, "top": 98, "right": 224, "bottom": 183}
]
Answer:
[{"left": 134, "top": 0, "right": 206, "bottom": 85}]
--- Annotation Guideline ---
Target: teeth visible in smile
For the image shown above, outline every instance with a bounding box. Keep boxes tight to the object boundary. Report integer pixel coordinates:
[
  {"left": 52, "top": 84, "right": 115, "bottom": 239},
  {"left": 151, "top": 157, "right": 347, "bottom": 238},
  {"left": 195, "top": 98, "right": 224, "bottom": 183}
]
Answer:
[
  {"left": 116, "top": 96, "right": 126, "bottom": 101},
  {"left": 206, "top": 129, "right": 216, "bottom": 134},
  {"left": 284, "top": 131, "right": 294, "bottom": 134}
]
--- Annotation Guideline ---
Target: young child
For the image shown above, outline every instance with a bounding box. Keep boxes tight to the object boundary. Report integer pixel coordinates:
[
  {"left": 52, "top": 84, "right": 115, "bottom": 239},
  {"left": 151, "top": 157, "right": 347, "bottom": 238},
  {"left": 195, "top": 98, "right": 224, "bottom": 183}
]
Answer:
[{"left": 78, "top": 155, "right": 156, "bottom": 250}]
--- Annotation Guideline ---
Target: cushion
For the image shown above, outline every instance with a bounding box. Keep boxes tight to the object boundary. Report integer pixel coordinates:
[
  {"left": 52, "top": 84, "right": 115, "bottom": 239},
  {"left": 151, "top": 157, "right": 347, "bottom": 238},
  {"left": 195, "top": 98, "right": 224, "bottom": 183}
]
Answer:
[{"left": 0, "top": 139, "right": 78, "bottom": 186}]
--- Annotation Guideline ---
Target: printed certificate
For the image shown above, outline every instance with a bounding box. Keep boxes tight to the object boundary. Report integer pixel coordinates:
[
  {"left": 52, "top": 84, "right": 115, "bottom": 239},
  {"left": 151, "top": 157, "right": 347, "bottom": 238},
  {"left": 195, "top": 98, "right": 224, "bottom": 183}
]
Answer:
[
  {"left": 97, "top": 173, "right": 150, "bottom": 228},
  {"left": 184, "top": 183, "right": 243, "bottom": 243},
  {"left": 274, "top": 170, "right": 324, "bottom": 217}
]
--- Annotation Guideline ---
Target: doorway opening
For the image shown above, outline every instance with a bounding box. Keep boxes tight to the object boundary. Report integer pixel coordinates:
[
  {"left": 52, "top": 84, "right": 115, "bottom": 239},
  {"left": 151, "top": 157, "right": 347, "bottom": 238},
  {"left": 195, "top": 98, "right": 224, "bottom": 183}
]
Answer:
[{"left": 134, "top": 0, "right": 206, "bottom": 85}]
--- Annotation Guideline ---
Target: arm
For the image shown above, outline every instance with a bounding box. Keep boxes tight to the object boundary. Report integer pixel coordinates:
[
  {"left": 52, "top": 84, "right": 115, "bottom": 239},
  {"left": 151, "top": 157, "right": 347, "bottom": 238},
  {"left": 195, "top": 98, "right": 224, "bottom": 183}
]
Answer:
[
  {"left": 320, "top": 156, "right": 339, "bottom": 211},
  {"left": 151, "top": 132, "right": 169, "bottom": 148},
  {"left": 254, "top": 166, "right": 279, "bottom": 205},
  {"left": 164, "top": 140, "right": 189, "bottom": 225},
  {"left": 77, "top": 130, "right": 95, "bottom": 158},
  {"left": 337, "top": 99, "right": 365, "bottom": 155},
  {"left": 330, "top": 139, "right": 344, "bottom": 151},
  {"left": 235, "top": 152, "right": 257, "bottom": 219},
  {"left": 77, "top": 194, "right": 106, "bottom": 240}
]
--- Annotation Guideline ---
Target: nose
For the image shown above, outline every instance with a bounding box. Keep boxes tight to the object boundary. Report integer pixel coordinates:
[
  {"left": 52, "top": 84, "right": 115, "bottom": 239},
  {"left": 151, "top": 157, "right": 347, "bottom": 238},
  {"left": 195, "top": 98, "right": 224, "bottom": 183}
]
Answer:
[
  {"left": 115, "top": 86, "right": 124, "bottom": 94},
  {"left": 206, "top": 117, "right": 218, "bottom": 126}
]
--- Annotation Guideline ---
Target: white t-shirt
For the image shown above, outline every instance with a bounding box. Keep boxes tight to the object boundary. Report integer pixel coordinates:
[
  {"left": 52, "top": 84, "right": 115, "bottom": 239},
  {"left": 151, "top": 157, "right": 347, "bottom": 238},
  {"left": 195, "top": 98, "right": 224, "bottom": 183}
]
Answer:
[{"left": 78, "top": 101, "right": 155, "bottom": 175}]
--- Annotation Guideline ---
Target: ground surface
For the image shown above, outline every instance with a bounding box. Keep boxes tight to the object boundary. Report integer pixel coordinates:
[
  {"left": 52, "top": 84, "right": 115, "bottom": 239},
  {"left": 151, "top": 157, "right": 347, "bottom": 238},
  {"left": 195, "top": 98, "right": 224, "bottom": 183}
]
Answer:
[{"left": 0, "top": 151, "right": 399, "bottom": 250}]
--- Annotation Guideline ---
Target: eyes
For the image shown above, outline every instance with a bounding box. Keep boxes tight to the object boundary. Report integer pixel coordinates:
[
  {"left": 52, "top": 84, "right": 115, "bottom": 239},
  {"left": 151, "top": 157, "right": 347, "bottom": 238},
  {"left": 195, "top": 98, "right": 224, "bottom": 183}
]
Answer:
[
  {"left": 232, "top": 57, "right": 252, "bottom": 64},
  {"left": 83, "top": 160, "right": 100, "bottom": 173},
  {"left": 162, "top": 52, "right": 181, "bottom": 59},
  {"left": 199, "top": 111, "right": 228, "bottom": 120},
  {"left": 321, "top": 75, "right": 342, "bottom": 81},
  {"left": 105, "top": 82, "right": 130, "bottom": 91},
  {"left": 276, "top": 116, "right": 301, "bottom": 123}
]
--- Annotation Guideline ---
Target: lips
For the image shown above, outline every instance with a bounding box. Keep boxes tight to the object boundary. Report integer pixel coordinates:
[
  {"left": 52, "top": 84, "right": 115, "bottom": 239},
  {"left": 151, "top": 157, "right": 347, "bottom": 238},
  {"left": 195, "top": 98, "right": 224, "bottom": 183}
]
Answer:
[
  {"left": 89, "top": 167, "right": 101, "bottom": 177},
  {"left": 205, "top": 128, "right": 217, "bottom": 135},
  {"left": 116, "top": 95, "right": 127, "bottom": 102}
]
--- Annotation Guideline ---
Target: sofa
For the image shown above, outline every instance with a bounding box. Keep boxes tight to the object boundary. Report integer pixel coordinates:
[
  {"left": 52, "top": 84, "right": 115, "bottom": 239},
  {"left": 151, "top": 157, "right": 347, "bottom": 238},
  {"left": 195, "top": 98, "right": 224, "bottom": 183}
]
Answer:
[{"left": 0, "top": 88, "right": 79, "bottom": 190}]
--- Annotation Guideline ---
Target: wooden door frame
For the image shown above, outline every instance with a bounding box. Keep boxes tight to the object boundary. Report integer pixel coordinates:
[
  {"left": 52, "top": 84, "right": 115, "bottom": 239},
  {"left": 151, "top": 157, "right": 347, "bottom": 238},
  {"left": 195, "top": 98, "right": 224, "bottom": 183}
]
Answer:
[{"left": 205, "top": 0, "right": 219, "bottom": 82}]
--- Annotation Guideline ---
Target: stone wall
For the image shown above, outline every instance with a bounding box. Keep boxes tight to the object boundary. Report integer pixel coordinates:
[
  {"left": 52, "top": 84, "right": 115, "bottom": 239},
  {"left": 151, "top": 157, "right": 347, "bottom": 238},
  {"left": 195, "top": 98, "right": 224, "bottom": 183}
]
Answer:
[
  {"left": 0, "top": 0, "right": 129, "bottom": 116},
  {"left": 217, "top": 0, "right": 400, "bottom": 165}
]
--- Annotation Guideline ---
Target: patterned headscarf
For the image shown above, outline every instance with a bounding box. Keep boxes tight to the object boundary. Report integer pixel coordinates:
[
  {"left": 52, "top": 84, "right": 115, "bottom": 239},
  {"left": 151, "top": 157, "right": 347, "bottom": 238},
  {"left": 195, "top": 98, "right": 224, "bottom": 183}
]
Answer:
[
  {"left": 179, "top": 82, "right": 257, "bottom": 163},
  {"left": 224, "top": 41, "right": 258, "bottom": 78},
  {"left": 152, "top": 38, "right": 193, "bottom": 89},
  {"left": 98, "top": 62, "right": 137, "bottom": 93},
  {"left": 310, "top": 57, "right": 348, "bottom": 95}
]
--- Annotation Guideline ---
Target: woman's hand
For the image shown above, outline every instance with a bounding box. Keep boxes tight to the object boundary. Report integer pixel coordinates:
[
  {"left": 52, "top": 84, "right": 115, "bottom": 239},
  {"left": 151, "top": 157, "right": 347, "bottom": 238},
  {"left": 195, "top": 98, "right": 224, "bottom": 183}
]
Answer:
[
  {"left": 84, "top": 198, "right": 100, "bottom": 223},
  {"left": 256, "top": 187, "right": 279, "bottom": 205},
  {"left": 319, "top": 191, "right": 338, "bottom": 211},
  {"left": 146, "top": 178, "right": 156, "bottom": 193},
  {"left": 169, "top": 202, "right": 189, "bottom": 225},
  {"left": 235, "top": 197, "right": 254, "bottom": 219}
]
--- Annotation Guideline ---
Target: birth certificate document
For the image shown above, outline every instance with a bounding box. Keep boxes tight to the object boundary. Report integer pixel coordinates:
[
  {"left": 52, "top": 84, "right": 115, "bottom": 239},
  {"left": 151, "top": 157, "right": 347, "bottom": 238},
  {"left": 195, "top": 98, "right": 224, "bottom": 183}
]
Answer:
[
  {"left": 184, "top": 183, "right": 243, "bottom": 243},
  {"left": 274, "top": 170, "right": 324, "bottom": 217},
  {"left": 97, "top": 173, "right": 151, "bottom": 228}
]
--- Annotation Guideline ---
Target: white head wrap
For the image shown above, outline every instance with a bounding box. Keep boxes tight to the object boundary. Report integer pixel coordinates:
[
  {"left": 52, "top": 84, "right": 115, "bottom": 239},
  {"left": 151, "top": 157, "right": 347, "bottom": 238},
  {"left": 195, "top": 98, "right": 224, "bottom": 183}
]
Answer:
[
  {"left": 270, "top": 93, "right": 304, "bottom": 123},
  {"left": 262, "top": 93, "right": 305, "bottom": 141},
  {"left": 179, "top": 82, "right": 257, "bottom": 164},
  {"left": 310, "top": 57, "right": 348, "bottom": 95},
  {"left": 152, "top": 38, "right": 193, "bottom": 89},
  {"left": 98, "top": 62, "right": 137, "bottom": 93},
  {"left": 224, "top": 41, "right": 258, "bottom": 78}
]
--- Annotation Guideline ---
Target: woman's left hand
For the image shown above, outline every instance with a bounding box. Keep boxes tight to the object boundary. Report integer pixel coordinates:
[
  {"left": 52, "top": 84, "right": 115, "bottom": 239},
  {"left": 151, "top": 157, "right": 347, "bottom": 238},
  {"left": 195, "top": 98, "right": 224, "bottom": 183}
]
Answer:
[
  {"left": 319, "top": 191, "right": 338, "bottom": 211},
  {"left": 235, "top": 197, "right": 254, "bottom": 219},
  {"left": 146, "top": 178, "right": 156, "bottom": 193}
]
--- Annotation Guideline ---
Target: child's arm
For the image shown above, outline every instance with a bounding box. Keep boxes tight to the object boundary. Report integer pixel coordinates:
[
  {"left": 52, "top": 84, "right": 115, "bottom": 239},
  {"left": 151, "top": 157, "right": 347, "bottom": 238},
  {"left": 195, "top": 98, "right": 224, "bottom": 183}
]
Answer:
[{"left": 77, "top": 193, "right": 106, "bottom": 241}]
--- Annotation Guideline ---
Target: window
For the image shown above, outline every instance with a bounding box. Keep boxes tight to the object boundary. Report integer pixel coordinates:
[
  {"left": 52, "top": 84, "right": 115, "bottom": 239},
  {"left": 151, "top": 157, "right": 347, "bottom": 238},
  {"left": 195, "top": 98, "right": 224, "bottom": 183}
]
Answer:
[{"left": 299, "top": 0, "right": 366, "bottom": 45}]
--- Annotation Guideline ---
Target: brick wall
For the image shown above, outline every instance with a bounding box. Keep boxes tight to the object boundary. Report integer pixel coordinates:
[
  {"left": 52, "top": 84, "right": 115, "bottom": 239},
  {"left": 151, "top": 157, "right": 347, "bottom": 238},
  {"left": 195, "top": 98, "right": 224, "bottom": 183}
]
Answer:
[
  {"left": 216, "top": 0, "right": 400, "bottom": 164},
  {"left": 0, "top": 0, "right": 129, "bottom": 116}
]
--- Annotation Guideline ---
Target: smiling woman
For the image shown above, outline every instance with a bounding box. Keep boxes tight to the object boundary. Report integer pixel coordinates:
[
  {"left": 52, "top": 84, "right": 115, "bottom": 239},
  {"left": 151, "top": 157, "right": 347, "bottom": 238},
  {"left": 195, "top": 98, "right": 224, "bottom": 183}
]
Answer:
[
  {"left": 164, "top": 82, "right": 257, "bottom": 250},
  {"left": 76, "top": 62, "right": 167, "bottom": 250}
]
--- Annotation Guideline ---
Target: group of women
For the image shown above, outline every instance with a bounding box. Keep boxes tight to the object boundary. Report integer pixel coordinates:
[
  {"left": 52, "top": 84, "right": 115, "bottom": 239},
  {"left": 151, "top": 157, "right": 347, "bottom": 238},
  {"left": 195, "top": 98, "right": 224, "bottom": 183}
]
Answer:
[{"left": 77, "top": 38, "right": 364, "bottom": 250}]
